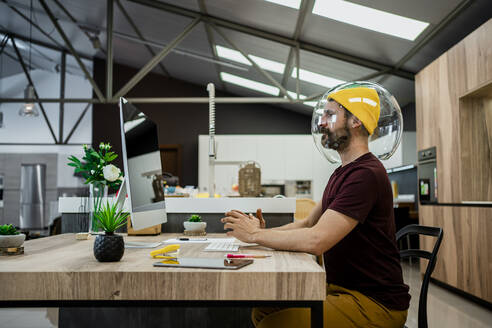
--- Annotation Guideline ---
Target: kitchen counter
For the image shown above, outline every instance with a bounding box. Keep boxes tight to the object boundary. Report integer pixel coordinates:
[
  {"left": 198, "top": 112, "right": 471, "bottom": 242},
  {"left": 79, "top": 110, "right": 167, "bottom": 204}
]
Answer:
[
  {"left": 58, "top": 196, "right": 296, "bottom": 213},
  {"left": 58, "top": 197, "right": 297, "bottom": 233}
]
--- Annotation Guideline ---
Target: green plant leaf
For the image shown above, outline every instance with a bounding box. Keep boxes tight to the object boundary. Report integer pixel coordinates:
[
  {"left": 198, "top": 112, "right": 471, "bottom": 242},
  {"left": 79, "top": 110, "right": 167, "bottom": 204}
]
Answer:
[
  {"left": 0, "top": 224, "right": 20, "bottom": 235},
  {"left": 94, "top": 200, "right": 128, "bottom": 233},
  {"left": 188, "top": 214, "right": 202, "bottom": 222}
]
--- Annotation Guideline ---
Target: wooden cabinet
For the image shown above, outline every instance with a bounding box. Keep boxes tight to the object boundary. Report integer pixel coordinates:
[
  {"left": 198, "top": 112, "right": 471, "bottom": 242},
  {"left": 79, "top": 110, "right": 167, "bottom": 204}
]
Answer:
[
  {"left": 416, "top": 19, "right": 492, "bottom": 203},
  {"left": 419, "top": 205, "right": 492, "bottom": 303},
  {"left": 416, "top": 19, "right": 492, "bottom": 302}
]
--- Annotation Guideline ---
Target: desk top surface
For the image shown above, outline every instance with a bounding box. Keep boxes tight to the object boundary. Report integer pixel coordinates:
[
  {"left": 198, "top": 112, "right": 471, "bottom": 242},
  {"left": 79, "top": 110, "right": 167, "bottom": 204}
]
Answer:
[{"left": 0, "top": 233, "right": 325, "bottom": 301}]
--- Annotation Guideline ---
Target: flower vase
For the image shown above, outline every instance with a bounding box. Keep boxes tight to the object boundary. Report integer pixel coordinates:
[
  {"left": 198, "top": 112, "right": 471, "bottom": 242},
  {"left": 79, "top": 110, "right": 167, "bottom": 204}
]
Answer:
[{"left": 89, "top": 182, "right": 108, "bottom": 233}]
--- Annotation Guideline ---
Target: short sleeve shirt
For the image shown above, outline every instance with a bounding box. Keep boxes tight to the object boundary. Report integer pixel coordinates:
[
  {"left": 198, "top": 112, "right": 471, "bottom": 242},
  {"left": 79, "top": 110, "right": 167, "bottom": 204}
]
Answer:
[{"left": 322, "top": 152, "right": 410, "bottom": 310}]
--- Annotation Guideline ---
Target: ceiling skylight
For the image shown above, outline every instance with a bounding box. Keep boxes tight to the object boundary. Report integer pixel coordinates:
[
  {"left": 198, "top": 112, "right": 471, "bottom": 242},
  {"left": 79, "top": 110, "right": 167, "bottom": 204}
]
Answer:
[
  {"left": 292, "top": 68, "right": 345, "bottom": 88},
  {"left": 264, "top": 0, "right": 302, "bottom": 10},
  {"left": 312, "top": 0, "right": 429, "bottom": 41},
  {"left": 220, "top": 72, "right": 280, "bottom": 96},
  {"left": 216, "top": 45, "right": 285, "bottom": 74}
]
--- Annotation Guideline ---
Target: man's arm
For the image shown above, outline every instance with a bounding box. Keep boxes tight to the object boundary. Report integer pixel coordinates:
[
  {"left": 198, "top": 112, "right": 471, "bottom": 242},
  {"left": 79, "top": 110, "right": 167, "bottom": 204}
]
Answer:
[
  {"left": 222, "top": 208, "right": 358, "bottom": 255},
  {"left": 245, "top": 201, "right": 323, "bottom": 231}
]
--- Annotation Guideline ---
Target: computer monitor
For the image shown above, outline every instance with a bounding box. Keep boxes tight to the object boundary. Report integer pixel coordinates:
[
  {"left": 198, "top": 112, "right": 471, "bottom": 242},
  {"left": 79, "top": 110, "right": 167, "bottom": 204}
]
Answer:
[{"left": 116, "top": 97, "right": 167, "bottom": 230}]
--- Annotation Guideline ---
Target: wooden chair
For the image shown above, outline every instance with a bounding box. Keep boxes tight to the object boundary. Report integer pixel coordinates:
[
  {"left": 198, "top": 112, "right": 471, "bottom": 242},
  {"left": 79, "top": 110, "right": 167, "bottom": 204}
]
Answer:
[
  {"left": 294, "top": 198, "right": 317, "bottom": 221},
  {"left": 294, "top": 198, "right": 322, "bottom": 266}
]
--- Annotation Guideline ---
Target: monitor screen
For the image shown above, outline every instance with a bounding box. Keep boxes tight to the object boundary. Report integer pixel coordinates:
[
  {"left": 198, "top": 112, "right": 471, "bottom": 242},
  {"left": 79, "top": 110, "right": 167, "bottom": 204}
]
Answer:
[{"left": 119, "top": 98, "right": 167, "bottom": 230}]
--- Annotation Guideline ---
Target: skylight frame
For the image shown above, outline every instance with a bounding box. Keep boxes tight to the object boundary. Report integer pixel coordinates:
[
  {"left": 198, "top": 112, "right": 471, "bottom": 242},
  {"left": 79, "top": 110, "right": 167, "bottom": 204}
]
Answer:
[
  {"left": 220, "top": 72, "right": 280, "bottom": 96},
  {"left": 215, "top": 45, "right": 285, "bottom": 74},
  {"left": 264, "top": 0, "right": 302, "bottom": 10},
  {"left": 312, "top": 0, "right": 429, "bottom": 41}
]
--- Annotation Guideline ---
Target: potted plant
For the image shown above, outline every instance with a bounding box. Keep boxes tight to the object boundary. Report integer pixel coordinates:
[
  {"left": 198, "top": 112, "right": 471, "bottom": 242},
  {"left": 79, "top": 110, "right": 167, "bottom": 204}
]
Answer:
[
  {"left": 183, "top": 214, "right": 207, "bottom": 232},
  {"left": 0, "top": 224, "right": 26, "bottom": 248},
  {"left": 68, "top": 142, "right": 123, "bottom": 233},
  {"left": 93, "top": 201, "right": 129, "bottom": 262}
]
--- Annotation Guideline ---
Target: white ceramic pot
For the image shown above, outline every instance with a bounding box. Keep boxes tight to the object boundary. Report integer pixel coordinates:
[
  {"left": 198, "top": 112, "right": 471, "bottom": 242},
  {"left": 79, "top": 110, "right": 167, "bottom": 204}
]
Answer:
[
  {"left": 183, "top": 221, "right": 207, "bottom": 232},
  {"left": 0, "top": 233, "right": 26, "bottom": 247}
]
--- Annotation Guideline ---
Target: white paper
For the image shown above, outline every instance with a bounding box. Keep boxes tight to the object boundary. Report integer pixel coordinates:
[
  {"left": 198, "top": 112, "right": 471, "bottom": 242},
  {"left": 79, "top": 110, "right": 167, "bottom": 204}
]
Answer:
[
  {"left": 124, "top": 241, "right": 163, "bottom": 249},
  {"left": 162, "top": 237, "right": 236, "bottom": 244}
]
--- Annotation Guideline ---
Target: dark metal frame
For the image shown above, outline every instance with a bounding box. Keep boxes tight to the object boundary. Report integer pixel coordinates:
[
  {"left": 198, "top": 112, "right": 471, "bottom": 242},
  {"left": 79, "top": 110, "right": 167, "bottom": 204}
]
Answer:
[
  {"left": 39, "top": 0, "right": 105, "bottom": 102},
  {"left": 0, "top": 0, "right": 474, "bottom": 142},
  {"left": 10, "top": 36, "right": 58, "bottom": 143},
  {"left": 59, "top": 51, "right": 66, "bottom": 143},
  {"left": 128, "top": 0, "right": 415, "bottom": 80},
  {"left": 396, "top": 224, "right": 443, "bottom": 328},
  {"left": 106, "top": 0, "right": 113, "bottom": 100},
  {"left": 0, "top": 300, "right": 324, "bottom": 328},
  {"left": 115, "top": 0, "right": 170, "bottom": 77}
]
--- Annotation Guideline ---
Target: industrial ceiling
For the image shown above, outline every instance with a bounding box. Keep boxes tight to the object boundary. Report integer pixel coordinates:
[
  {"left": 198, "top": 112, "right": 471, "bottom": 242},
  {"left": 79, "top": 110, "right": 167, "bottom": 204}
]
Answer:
[{"left": 0, "top": 0, "right": 491, "bottom": 115}]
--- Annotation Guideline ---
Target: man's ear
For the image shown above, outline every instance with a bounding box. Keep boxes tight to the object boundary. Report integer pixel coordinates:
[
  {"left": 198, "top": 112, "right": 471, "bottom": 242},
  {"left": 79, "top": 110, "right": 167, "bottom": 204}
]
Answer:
[{"left": 350, "top": 116, "right": 363, "bottom": 129}]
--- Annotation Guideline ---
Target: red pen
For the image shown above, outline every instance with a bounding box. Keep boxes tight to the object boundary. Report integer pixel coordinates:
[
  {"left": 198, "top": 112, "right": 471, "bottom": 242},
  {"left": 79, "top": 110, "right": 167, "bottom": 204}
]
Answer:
[{"left": 226, "top": 254, "right": 271, "bottom": 259}]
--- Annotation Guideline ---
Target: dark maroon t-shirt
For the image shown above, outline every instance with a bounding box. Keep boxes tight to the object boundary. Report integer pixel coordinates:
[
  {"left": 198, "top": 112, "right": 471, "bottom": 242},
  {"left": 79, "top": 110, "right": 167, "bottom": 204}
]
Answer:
[{"left": 322, "top": 152, "right": 410, "bottom": 310}]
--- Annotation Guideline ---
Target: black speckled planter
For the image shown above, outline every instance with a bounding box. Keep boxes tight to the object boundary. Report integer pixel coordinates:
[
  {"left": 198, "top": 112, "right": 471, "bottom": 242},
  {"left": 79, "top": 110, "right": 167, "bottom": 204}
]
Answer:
[{"left": 93, "top": 233, "right": 124, "bottom": 262}]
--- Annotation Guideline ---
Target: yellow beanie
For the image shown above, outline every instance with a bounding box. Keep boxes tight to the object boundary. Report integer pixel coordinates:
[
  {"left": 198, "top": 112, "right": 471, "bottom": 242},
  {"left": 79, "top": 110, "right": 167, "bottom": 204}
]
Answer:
[{"left": 328, "top": 87, "right": 380, "bottom": 135}]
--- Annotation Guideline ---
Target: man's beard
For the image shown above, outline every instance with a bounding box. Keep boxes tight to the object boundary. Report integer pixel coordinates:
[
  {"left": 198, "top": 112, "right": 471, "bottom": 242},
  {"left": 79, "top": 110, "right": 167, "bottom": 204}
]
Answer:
[{"left": 320, "top": 124, "right": 351, "bottom": 151}]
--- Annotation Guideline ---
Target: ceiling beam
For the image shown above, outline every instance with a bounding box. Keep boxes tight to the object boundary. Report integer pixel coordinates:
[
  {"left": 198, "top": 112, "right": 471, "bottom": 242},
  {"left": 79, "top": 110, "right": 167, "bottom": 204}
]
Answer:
[
  {"left": 128, "top": 0, "right": 415, "bottom": 81},
  {"left": 1, "top": 0, "right": 64, "bottom": 50},
  {"left": 10, "top": 36, "right": 58, "bottom": 143},
  {"left": 197, "top": 0, "right": 226, "bottom": 91},
  {"left": 378, "top": 0, "right": 474, "bottom": 84},
  {"left": 39, "top": 0, "right": 105, "bottom": 102},
  {"left": 112, "top": 17, "right": 201, "bottom": 100},
  {"left": 115, "top": 0, "right": 170, "bottom": 77},
  {"left": 210, "top": 22, "right": 293, "bottom": 101},
  {"left": 0, "top": 30, "right": 92, "bottom": 60},
  {"left": 106, "top": 0, "right": 113, "bottom": 99},
  {"left": 59, "top": 51, "right": 66, "bottom": 144},
  {"left": 64, "top": 103, "right": 91, "bottom": 144},
  {"left": 50, "top": 0, "right": 106, "bottom": 55},
  {"left": 281, "top": 0, "right": 312, "bottom": 89},
  {"left": 0, "top": 97, "right": 310, "bottom": 104}
]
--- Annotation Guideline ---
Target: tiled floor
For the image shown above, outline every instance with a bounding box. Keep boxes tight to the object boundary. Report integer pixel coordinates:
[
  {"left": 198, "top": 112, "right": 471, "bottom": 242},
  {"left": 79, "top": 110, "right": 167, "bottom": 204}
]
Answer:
[
  {"left": 402, "top": 261, "right": 492, "bottom": 328},
  {"left": 0, "top": 308, "right": 57, "bottom": 328},
  {"left": 1, "top": 263, "right": 491, "bottom": 327}
]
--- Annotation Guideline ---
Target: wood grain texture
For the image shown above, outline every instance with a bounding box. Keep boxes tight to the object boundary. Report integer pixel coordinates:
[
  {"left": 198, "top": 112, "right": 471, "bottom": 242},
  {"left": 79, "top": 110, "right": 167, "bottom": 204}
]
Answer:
[
  {"left": 126, "top": 219, "right": 161, "bottom": 235},
  {"left": 416, "top": 19, "right": 492, "bottom": 303},
  {"left": 415, "top": 18, "right": 492, "bottom": 203},
  {"left": 419, "top": 205, "right": 492, "bottom": 303},
  {"left": 459, "top": 94, "right": 492, "bottom": 201},
  {"left": 0, "top": 233, "right": 325, "bottom": 302}
]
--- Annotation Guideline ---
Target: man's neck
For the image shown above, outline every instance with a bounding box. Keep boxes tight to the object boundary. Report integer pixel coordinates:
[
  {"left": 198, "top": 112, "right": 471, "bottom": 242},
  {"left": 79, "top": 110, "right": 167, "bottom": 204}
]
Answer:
[{"left": 338, "top": 139, "right": 369, "bottom": 167}]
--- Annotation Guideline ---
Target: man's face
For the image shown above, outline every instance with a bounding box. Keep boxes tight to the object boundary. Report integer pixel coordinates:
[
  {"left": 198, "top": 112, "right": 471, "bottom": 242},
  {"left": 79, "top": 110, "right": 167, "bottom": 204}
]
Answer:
[{"left": 318, "top": 100, "right": 352, "bottom": 151}]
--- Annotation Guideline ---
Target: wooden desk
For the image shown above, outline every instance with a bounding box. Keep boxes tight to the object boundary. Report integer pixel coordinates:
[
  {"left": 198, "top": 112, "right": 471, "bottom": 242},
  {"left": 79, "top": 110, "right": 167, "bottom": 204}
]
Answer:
[{"left": 0, "top": 233, "right": 326, "bottom": 328}]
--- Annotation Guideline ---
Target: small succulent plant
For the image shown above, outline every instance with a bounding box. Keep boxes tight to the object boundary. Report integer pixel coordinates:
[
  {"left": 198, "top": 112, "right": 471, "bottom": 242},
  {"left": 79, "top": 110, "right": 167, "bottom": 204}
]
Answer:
[
  {"left": 188, "top": 214, "right": 202, "bottom": 222},
  {"left": 0, "top": 224, "right": 19, "bottom": 235}
]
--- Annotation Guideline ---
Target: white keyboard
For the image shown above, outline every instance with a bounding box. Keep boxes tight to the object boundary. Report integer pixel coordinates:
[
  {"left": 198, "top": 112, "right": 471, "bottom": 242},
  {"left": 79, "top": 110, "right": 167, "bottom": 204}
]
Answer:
[{"left": 203, "top": 241, "right": 239, "bottom": 252}]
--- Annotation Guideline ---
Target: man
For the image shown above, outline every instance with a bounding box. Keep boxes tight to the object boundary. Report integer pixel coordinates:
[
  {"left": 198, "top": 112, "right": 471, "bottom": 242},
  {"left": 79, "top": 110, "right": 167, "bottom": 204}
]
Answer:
[{"left": 221, "top": 86, "right": 410, "bottom": 328}]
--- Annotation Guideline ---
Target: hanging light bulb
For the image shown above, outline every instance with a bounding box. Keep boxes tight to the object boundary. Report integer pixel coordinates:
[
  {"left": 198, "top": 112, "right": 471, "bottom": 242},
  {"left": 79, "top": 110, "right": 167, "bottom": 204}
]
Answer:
[{"left": 19, "top": 84, "right": 39, "bottom": 117}]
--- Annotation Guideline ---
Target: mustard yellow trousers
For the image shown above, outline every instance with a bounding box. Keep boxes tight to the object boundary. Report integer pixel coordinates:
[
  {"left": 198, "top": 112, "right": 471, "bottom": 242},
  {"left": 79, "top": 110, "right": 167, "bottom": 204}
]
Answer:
[{"left": 252, "top": 284, "right": 407, "bottom": 328}]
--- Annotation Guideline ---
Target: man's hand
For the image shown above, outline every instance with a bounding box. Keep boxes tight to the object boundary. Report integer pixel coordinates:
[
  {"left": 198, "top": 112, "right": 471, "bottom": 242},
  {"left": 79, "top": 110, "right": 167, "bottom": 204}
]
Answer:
[
  {"left": 221, "top": 210, "right": 261, "bottom": 243},
  {"left": 224, "top": 209, "right": 266, "bottom": 229}
]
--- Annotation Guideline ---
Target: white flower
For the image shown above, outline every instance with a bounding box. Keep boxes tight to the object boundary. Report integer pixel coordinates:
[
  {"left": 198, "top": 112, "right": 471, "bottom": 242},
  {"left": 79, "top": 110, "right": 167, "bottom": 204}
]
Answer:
[{"left": 103, "top": 164, "right": 121, "bottom": 182}]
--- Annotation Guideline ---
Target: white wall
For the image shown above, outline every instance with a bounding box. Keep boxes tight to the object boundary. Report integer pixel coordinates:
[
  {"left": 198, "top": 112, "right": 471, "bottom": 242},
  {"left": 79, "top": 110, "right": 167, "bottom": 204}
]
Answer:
[
  {"left": 199, "top": 132, "right": 417, "bottom": 202},
  {"left": 198, "top": 135, "right": 339, "bottom": 202},
  {"left": 0, "top": 69, "right": 92, "bottom": 144}
]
